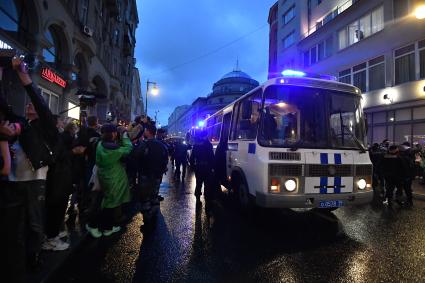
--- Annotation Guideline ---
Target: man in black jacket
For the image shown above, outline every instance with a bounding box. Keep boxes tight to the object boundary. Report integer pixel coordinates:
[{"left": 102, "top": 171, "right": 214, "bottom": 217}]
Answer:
[
  {"left": 190, "top": 131, "right": 215, "bottom": 202},
  {"left": 133, "top": 124, "right": 168, "bottom": 231},
  {"left": 0, "top": 57, "right": 58, "bottom": 270},
  {"left": 382, "top": 145, "right": 405, "bottom": 207}
]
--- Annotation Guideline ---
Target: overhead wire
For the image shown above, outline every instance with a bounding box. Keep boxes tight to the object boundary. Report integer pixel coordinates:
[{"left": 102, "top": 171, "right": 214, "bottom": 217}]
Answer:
[{"left": 145, "top": 23, "right": 268, "bottom": 77}]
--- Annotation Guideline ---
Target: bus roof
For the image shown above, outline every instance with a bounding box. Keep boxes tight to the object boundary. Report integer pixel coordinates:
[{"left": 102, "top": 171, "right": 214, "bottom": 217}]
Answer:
[{"left": 205, "top": 75, "right": 361, "bottom": 121}]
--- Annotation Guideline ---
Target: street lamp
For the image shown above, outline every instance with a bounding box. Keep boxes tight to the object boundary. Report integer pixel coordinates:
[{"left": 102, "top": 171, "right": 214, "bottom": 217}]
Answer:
[
  {"left": 146, "top": 79, "right": 159, "bottom": 116},
  {"left": 415, "top": 5, "right": 425, "bottom": 19}
]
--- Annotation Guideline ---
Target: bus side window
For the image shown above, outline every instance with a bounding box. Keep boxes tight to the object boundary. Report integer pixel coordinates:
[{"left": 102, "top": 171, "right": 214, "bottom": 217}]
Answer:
[
  {"left": 229, "top": 102, "right": 241, "bottom": 141},
  {"left": 235, "top": 91, "right": 262, "bottom": 140}
]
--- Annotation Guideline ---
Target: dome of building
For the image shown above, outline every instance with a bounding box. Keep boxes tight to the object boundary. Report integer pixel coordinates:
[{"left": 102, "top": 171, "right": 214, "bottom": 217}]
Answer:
[{"left": 221, "top": 70, "right": 252, "bottom": 80}]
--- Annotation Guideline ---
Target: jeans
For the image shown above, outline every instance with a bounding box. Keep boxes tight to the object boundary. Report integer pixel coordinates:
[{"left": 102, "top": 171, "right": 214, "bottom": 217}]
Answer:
[
  {"left": 195, "top": 169, "right": 211, "bottom": 197},
  {"left": 0, "top": 181, "right": 26, "bottom": 283},
  {"left": 174, "top": 160, "right": 187, "bottom": 180}
]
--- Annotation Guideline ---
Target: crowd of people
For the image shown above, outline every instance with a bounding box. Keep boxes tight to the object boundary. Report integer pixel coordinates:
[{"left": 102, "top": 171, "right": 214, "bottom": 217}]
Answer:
[
  {"left": 0, "top": 56, "right": 218, "bottom": 283},
  {"left": 369, "top": 139, "right": 420, "bottom": 207},
  {"left": 2, "top": 57, "right": 423, "bottom": 283}
]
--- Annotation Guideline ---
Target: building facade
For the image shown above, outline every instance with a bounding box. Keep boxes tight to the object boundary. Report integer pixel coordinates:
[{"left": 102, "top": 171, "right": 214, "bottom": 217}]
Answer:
[
  {"left": 130, "top": 67, "right": 144, "bottom": 121},
  {"left": 167, "top": 69, "right": 259, "bottom": 137},
  {"left": 0, "top": 0, "right": 139, "bottom": 122},
  {"left": 269, "top": 0, "right": 425, "bottom": 145}
]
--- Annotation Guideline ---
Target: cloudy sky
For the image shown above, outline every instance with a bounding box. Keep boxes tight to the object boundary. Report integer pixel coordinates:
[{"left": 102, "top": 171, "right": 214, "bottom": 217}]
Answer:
[{"left": 135, "top": 0, "right": 277, "bottom": 125}]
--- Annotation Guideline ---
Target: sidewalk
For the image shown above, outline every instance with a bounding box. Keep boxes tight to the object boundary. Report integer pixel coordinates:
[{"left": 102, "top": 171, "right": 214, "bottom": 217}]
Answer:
[
  {"left": 412, "top": 180, "right": 425, "bottom": 201},
  {"left": 28, "top": 222, "right": 88, "bottom": 283}
]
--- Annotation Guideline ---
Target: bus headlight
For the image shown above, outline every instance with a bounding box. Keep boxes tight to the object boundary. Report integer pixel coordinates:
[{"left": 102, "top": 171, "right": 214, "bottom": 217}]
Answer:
[
  {"left": 357, "top": 178, "right": 367, "bottom": 190},
  {"left": 284, "top": 179, "right": 297, "bottom": 192}
]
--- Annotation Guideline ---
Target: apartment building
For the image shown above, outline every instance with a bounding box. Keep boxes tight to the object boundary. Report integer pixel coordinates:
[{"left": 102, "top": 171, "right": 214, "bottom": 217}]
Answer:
[
  {"left": 269, "top": 0, "right": 425, "bottom": 144},
  {"left": 0, "top": 0, "right": 139, "bottom": 122}
]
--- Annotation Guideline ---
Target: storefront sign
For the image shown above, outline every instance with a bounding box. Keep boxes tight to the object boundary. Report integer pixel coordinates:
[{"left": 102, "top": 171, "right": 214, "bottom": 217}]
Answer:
[
  {"left": 0, "top": 39, "right": 13, "bottom": 50},
  {"left": 41, "top": 68, "right": 67, "bottom": 88}
]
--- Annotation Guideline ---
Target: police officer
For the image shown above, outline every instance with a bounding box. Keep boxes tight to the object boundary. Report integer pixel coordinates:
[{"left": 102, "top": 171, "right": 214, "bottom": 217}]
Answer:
[
  {"left": 174, "top": 140, "right": 190, "bottom": 182},
  {"left": 382, "top": 145, "right": 405, "bottom": 207},
  {"left": 399, "top": 142, "right": 414, "bottom": 207},
  {"left": 190, "top": 130, "right": 214, "bottom": 201},
  {"left": 134, "top": 124, "right": 168, "bottom": 230}
]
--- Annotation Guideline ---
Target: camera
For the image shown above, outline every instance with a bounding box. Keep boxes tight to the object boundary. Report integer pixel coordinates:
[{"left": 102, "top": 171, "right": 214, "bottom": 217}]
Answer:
[
  {"left": 75, "top": 89, "right": 107, "bottom": 108},
  {"left": 0, "top": 50, "right": 32, "bottom": 73}
]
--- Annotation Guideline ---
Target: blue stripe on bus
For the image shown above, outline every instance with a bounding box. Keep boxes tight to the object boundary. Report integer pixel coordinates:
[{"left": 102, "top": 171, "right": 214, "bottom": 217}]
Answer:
[
  {"left": 334, "top": 153, "right": 342, "bottom": 165},
  {"left": 334, "top": 177, "right": 341, "bottom": 194},
  {"left": 248, "top": 143, "right": 256, "bottom": 154},
  {"left": 320, "top": 177, "right": 327, "bottom": 194},
  {"left": 320, "top": 153, "right": 328, "bottom": 165}
]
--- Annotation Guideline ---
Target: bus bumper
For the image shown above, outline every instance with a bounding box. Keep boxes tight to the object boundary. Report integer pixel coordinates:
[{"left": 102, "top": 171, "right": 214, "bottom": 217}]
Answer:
[{"left": 255, "top": 191, "right": 373, "bottom": 208}]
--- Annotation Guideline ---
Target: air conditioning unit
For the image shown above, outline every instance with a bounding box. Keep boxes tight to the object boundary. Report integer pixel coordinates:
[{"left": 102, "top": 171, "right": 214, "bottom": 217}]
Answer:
[{"left": 82, "top": 25, "right": 93, "bottom": 37}]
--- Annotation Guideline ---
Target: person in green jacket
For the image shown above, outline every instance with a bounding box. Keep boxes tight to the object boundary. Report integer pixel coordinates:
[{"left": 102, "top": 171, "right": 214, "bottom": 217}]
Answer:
[{"left": 86, "top": 123, "right": 132, "bottom": 238}]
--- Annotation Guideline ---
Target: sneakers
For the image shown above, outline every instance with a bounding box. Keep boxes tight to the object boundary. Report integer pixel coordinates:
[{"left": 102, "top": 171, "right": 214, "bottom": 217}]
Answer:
[
  {"left": 103, "top": 226, "right": 121, "bottom": 236},
  {"left": 58, "top": 230, "right": 68, "bottom": 238},
  {"left": 85, "top": 224, "right": 102, "bottom": 238},
  {"left": 42, "top": 237, "right": 70, "bottom": 251}
]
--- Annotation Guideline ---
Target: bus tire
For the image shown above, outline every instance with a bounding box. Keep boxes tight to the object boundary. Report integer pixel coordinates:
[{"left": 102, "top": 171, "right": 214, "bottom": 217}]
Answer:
[{"left": 237, "top": 181, "right": 255, "bottom": 212}]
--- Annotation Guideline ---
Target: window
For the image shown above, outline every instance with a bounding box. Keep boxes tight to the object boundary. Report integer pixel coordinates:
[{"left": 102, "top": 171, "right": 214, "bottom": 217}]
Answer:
[
  {"left": 395, "top": 44, "right": 415, "bottom": 85},
  {"left": 420, "top": 40, "right": 425, "bottom": 79},
  {"left": 371, "top": 6, "right": 384, "bottom": 34},
  {"left": 339, "top": 55, "right": 386, "bottom": 92},
  {"left": 368, "top": 56, "right": 385, "bottom": 91},
  {"left": 353, "top": 62, "right": 367, "bottom": 92},
  {"left": 283, "top": 6, "right": 295, "bottom": 25},
  {"left": 42, "top": 27, "right": 61, "bottom": 65},
  {"left": 318, "top": 42, "right": 325, "bottom": 61},
  {"left": 310, "top": 46, "right": 317, "bottom": 64},
  {"left": 283, "top": 31, "right": 295, "bottom": 49},
  {"left": 0, "top": 1, "right": 18, "bottom": 31},
  {"left": 338, "top": 6, "right": 384, "bottom": 50},
  {"left": 338, "top": 28, "right": 347, "bottom": 50},
  {"left": 303, "top": 51, "right": 310, "bottom": 67},
  {"left": 40, "top": 88, "right": 59, "bottom": 114},
  {"left": 233, "top": 91, "right": 262, "bottom": 140},
  {"left": 339, "top": 69, "right": 351, "bottom": 84},
  {"left": 325, "top": 36, "right": 333, "bottom": 57}
]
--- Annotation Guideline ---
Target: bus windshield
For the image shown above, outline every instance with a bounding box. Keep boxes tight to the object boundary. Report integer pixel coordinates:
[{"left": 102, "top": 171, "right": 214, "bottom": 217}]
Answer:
[{"left": 259, "top": 85, "right": 366, "bottom": 150}]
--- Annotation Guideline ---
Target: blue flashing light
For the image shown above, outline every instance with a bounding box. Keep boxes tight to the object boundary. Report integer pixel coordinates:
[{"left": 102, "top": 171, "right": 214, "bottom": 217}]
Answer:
[
  {"left": 198, "top": 120, "right": 205, "bottom": 127},
  {"left": 281, "top": 69, "right": 306, "bottom": 77}
]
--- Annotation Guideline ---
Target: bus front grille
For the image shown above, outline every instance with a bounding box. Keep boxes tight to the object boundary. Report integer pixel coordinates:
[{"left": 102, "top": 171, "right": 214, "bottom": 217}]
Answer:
[
  {"left": 306, "top": 164, "right": 353, "bottom": 177},
  {"left": 355, "top": 165, "right": 373, "bottom": 176},
  {"left": 269, "top": 152, "right": 301, "bottom": 161},
  {"left": 269, "top": 164, "right": 302, "bottom": 176}
]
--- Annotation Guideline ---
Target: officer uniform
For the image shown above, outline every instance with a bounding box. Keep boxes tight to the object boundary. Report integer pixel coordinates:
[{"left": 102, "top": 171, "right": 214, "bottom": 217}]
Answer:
[
  {"left": 190, "top": 137, "right": 214, "bottom": 199},
  {"left": 174, "top": 141, "right": 190, "bottom": 181}
]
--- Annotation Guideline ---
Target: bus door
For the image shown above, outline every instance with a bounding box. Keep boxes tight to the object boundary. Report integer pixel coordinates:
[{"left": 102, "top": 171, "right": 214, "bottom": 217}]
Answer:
[{"left": 215, "top": 112, "right": 231, "bottom": 185}]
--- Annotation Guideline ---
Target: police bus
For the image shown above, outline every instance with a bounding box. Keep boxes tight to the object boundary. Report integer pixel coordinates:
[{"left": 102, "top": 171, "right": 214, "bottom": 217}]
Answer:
[{"left": 203, "top": 70, "right": 373, "bottom": 210}]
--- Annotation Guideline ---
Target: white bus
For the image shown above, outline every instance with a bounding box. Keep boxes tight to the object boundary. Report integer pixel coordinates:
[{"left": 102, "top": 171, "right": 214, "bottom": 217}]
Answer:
[{"left": 204, "top": 70, "right": 373, "bottom": 210}]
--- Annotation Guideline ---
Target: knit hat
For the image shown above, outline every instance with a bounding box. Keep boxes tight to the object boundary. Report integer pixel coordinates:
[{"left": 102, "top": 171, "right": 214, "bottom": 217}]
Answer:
[{"left": 101, "top": 123, "right": 117, "bottom": 134}]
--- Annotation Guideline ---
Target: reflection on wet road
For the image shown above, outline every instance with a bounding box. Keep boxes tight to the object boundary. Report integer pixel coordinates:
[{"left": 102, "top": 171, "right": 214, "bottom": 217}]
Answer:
[{"left": 52, "top": 168, "right": 425, "bottom": 283}]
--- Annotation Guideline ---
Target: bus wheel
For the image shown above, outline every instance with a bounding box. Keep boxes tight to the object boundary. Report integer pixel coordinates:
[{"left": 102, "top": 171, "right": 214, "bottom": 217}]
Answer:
[{"left": 238, "top": 182, "right": 254, "bottom": 211}]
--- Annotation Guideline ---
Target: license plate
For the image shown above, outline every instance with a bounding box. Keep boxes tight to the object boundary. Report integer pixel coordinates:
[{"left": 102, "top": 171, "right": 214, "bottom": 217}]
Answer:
[{"left": 319, "top": 200, "right": 344, "bottom": 208}]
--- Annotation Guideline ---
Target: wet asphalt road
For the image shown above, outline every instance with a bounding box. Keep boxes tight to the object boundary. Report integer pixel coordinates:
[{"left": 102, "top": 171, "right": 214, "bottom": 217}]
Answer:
[{"left": 50, "top": 168, "right": 425, "bottom": 283}]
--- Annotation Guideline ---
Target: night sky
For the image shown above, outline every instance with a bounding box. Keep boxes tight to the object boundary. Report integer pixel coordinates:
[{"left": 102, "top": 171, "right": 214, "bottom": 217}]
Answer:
[{"left": 135, "top": 0, "right": 277, "bottom": 126}]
